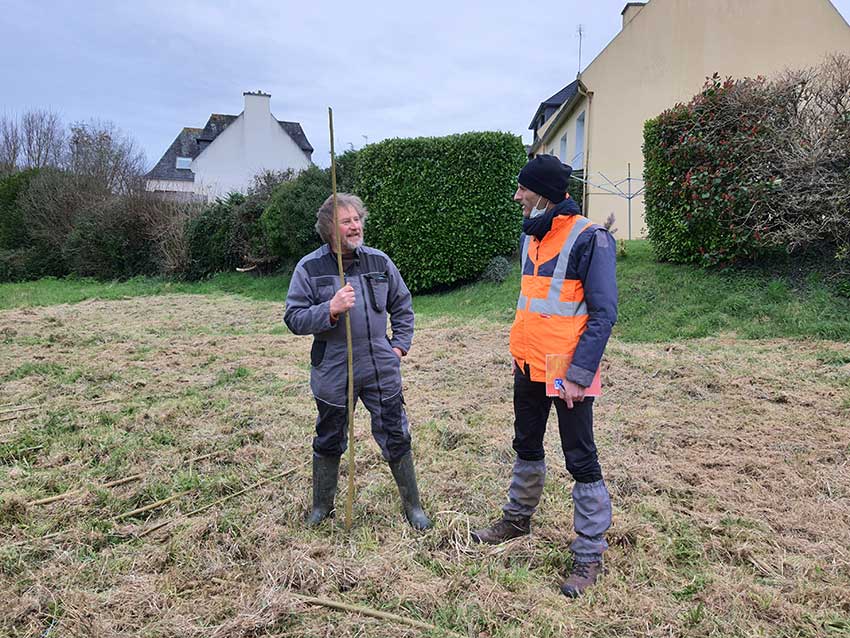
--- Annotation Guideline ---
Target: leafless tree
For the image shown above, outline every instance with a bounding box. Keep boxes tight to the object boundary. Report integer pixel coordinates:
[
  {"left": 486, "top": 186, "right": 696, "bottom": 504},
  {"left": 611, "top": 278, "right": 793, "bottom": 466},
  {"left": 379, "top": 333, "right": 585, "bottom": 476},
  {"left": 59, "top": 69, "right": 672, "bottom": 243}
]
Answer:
[
  {"left": 0, "top": 114, "right": 22, "bottom": 175},
  {"left": 146, "top": 195, "right": 204, "bottom": 276},
  {"left": 750, "top": 54, "right": 850, "bottom": 262},
  {"left": 68, "top": 119, "right": 147, "bottom": 195},
  {"left": 20, "top": 109, "right": 65, "bottom": 169}
]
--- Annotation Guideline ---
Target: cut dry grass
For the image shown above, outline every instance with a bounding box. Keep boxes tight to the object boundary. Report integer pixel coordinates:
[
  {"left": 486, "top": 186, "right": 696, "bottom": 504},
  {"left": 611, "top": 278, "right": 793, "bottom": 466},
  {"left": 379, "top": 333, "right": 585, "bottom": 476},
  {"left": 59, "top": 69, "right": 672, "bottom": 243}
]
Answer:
[{"left": 1, "top": 295, "right": 848, "bottom": 637}]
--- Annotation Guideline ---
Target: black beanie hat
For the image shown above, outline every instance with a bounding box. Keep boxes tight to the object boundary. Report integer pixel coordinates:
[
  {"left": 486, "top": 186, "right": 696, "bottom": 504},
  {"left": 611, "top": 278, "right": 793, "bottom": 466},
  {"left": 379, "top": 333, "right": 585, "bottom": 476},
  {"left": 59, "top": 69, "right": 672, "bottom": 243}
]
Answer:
[{"left": 518, "top": 155, "right": 573, "bottom": 204}]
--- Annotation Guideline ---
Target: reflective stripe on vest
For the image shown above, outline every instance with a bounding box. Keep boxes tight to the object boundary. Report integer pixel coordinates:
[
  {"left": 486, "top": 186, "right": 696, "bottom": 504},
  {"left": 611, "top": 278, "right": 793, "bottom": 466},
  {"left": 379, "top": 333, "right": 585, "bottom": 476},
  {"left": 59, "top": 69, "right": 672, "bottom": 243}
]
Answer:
[
  {"left": 522, "top": 216, "right": 593, "bottom": 317},
  {"left": 516, "top": 234, "right": 531, "bottom": 310}
]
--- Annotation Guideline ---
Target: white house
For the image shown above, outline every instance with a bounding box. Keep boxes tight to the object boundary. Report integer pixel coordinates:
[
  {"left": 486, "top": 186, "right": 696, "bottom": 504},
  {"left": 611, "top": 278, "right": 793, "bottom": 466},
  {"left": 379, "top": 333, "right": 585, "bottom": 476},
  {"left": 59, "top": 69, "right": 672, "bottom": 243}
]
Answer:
[{"left": 145, "top": 91, "right": 313, "bottom": 201}]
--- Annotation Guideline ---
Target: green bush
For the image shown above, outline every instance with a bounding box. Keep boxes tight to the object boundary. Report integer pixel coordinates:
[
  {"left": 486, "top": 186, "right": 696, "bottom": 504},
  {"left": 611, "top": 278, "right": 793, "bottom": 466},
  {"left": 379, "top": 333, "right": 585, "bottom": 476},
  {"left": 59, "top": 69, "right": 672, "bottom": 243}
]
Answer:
[
  {"left": 184, "top": 193, "right": 248, "bottom": 280},
  {"left": 480, "top": 255, "right": 513, "bottom": 283},
  {"left": 63, "top": 196, "right": 161, "bottom": 280},
  {"left": 0, "top": 169, "right": 40, "bottom": 250},
  {"left": 261, "top": 165, "right": 330, "bottom": 265},
  {"left": 355, "top": 131, "right": 526, "bottom": 292},
  {"left": 335, "top": 149, "right": 361, "bottom": 193},
  {"left": 15, "top": 168, "right": 107, "bottom": 279},
  {"left": 567, "top": 171, "right": 584, "bottom": 210},
  {"left": 645, "top": 56, "right": 850, "bottom": 270},
  {"left": 0, "top": 249, "right": 26, "bottom": 282},
  {"left": 643, "top": 75, "right": 770, "bottom": 266}
]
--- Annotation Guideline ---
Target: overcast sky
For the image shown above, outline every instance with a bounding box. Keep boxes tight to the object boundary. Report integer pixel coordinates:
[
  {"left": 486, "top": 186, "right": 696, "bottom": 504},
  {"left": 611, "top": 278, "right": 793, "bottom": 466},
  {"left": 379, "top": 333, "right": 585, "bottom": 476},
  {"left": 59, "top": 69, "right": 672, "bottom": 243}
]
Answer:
[{"left": 2, "top": 0, "right": 849, "bottom": 170}]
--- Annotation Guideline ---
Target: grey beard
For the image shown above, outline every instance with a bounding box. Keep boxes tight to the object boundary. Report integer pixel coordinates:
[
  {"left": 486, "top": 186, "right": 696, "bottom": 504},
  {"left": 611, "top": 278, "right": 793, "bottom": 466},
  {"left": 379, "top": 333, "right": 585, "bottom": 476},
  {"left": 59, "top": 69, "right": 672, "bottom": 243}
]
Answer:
[{"left": 343, "top": 236, "right": 363, "bottom": 251}]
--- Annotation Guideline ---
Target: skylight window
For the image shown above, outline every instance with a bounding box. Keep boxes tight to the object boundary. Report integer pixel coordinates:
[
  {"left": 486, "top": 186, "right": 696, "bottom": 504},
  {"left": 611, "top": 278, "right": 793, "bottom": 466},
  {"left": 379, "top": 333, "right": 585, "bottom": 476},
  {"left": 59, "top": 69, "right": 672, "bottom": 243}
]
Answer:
[{"left": 176, "top": 157, "right": 192, "bottom": 170}]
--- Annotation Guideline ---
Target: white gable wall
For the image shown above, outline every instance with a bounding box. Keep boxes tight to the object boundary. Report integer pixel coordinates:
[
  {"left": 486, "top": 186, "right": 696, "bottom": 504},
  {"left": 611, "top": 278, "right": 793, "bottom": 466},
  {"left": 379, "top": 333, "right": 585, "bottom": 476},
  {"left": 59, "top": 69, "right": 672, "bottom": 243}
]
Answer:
[{"left": 190, "top": 93, "right": 311, "bottom": 198}]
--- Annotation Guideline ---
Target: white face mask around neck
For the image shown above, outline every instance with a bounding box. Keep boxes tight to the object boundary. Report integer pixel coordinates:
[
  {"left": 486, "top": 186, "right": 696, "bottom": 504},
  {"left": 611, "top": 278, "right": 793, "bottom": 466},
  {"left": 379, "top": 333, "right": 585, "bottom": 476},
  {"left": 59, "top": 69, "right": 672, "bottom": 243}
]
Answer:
[{"left": 529, "top": 196, "right": 547, "bottom": 218}]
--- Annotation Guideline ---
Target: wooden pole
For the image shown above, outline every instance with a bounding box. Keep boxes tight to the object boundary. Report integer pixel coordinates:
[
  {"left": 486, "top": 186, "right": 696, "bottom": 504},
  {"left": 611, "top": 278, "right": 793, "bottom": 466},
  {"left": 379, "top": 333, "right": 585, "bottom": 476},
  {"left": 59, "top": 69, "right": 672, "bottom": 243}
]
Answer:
[{"left": 328, "top": 107, "right": 356, "bottom": 531}]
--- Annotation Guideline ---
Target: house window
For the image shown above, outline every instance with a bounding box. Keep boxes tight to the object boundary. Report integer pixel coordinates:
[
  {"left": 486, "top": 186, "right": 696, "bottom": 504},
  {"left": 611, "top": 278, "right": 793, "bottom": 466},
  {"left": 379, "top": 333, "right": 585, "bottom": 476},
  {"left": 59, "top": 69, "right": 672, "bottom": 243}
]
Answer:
[
  {"left": 573, "top": 112, "right": 586, "bottom": 169},
  {"left": 559, "top": 133, "right": 568, "bottom": 162},
  {"left": 176, "top": 157, "right": 192, "bottom": 170}
]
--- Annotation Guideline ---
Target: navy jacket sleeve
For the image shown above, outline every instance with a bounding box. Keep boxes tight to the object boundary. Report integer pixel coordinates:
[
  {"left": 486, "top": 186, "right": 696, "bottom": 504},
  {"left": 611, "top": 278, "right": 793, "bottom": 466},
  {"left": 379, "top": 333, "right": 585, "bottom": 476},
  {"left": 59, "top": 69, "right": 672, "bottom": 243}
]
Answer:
[
  {"left": 385, "top": 257, "right": 414, "bottom": 354},
  {"left": 566, "top": 228, "right": 618, "bottom": 387}
]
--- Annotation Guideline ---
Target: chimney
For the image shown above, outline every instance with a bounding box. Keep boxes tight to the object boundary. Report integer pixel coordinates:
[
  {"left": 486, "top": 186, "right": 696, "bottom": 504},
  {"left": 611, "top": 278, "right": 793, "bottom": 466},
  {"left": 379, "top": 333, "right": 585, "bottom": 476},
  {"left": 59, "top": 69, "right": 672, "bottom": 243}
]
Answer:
[
  {"left": 243, "top": 90, "right": 271, "bottom": 122},
  {"left": 621, "top": 2, "right": 647, "bottom": 29}
]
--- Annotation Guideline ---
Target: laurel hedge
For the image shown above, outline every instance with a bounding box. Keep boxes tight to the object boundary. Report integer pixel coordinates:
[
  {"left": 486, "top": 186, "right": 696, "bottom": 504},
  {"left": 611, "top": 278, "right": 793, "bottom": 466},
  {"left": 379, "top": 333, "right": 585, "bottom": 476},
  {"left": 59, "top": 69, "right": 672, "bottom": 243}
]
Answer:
[{"left": 355, "top": 131, "right": 526, "bottom": 292}]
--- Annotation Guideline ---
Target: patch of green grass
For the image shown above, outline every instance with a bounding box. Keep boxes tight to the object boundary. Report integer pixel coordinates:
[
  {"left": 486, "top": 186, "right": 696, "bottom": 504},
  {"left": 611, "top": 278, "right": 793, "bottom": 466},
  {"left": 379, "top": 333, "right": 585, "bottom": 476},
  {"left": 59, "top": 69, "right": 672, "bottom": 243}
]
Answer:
[
  {"left": 3, "top": 361, "right": 66, "bottom": 381},
  {"left": 488, "top": 562, "right": 534, "bottom": 592},
  {"left": 666, "top": 519, "right": 705, "bottom": 568},
  {"left": 4, "top": 241, "right": 850, "bottom": 342},
  {"left": 150, "top": 429, "right": 178, "bottom": 447},
  {"left": 414, "top": 267, "right": 520, "bottom": 322},
  {"left": 215, "top": 366, "right": 252, "bottom": 385},
  {"left": 817, "top": 350, "right": 850, "bottom": 366},
  {"left": 679, "top": 602, "right": 706, "bottom": 628},
  {"left": 414, "top": 551, "right": 449, "bottom": 578},
  {"left": 0, "top": 272, "right": 290, "bottom": 310},
  {"left": 616, "top": 242, "right": 850, "bottom": 341},
  {"left": 672, "top": 574, "right": 710, "bottom": 601}
]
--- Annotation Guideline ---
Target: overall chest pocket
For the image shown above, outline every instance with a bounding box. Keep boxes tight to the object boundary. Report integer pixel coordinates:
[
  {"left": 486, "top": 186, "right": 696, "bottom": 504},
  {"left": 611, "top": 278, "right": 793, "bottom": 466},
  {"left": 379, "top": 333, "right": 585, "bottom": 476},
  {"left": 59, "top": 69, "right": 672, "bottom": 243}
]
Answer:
[
  {"left": 364, "top": 272, "right": 389, "bottom": 313},
  {"left": 313, "top": 275, "right": 339, "bottom": 303}
]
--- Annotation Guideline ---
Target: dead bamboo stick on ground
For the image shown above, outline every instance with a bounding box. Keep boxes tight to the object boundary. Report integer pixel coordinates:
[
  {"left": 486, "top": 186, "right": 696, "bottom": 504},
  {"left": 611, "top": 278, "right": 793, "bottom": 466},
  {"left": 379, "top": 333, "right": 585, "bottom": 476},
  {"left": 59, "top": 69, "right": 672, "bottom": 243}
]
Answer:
[
  {"left": 6, "top": 492, "right": 193, "bottom": 548},
  {"left": 113, "top": 490, "right": 193, "bottom": 521},
  {"left": 26, "top": 451, "right": 221, "bottom": 507},
  {"left": 0, "top": 404, "right": 39, "bottom": 415},
  {"left": 29, "top": 474, "right": 144, "bottom": 506},
  {"left": 7, "top": 530, "right": 65, "bottom": 548},
  {"left": 0, "top": 396, "right": 130, "bottom": 424},
  {"left": 8, "top": 454, "right": 283, "bottom": 548},
  {"left": 289, "top": 592, "right": 465, "bottom": 638},
  {"left": 139, "top": 462, "right": 307, "bottom": 538}
]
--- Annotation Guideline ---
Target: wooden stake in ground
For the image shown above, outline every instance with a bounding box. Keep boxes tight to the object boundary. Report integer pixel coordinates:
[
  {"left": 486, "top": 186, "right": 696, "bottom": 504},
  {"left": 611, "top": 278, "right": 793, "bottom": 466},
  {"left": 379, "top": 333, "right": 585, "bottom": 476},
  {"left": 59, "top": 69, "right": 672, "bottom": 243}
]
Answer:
[{"left": 328, "top": 107, "right": 356, "bottom": 531}]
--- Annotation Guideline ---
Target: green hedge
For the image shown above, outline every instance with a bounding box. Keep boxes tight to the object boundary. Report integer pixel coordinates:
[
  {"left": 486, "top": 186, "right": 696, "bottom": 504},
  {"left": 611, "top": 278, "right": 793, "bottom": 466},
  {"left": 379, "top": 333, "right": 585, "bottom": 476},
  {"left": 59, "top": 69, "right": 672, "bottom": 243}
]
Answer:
[
  {"left": 0, "top": 169, "right": 40, "bottom": 250},
  {"left": 260, "top": 151, "right": 360, "bottom": 269},
  {"left": 63, "top": 198, "right": 161, "bottom": 280},
  {"left": 643, "top": 75, "right": 770, "bottom": 266},
  {"left": 184, "top": 193, "right": 249, "bottom": 280},
  {"left": 567, "top": 171, "right": 584, "bottom": 210},
  {"left": 355, "top": 131, "right": 526, "bottom": 292},
  {"left": 261, "top": 166, "right": 327, "bottom": 265}
]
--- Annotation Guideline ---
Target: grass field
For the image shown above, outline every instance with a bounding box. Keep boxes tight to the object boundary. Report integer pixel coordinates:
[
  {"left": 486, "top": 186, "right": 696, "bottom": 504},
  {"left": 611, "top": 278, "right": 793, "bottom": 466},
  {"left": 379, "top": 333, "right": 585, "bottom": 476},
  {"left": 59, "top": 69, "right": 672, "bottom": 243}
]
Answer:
[
  {"left": 3, "top": 241, "right": 850, "bottom": 343},
  {"left": 1, "top": 245, "right": 849, "bottom": 636}
]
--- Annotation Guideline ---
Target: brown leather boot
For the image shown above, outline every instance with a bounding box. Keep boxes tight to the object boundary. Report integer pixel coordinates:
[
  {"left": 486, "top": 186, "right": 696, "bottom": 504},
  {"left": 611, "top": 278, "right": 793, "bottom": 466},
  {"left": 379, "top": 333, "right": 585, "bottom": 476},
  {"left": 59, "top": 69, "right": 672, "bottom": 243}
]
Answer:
[
  {"left": 470, "top": 516, "right": 530, "bottom": 544},
  {"left": 560, "top": 561, "right": 604, "bottom": 598}
]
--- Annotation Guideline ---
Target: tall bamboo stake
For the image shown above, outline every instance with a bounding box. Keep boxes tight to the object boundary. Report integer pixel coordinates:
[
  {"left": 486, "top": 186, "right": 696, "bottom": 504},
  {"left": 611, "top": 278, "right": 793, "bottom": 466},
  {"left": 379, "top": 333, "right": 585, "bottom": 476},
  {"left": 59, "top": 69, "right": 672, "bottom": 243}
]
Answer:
[{"left": 328, "top": 107, "right": 356, "bottom": 531}]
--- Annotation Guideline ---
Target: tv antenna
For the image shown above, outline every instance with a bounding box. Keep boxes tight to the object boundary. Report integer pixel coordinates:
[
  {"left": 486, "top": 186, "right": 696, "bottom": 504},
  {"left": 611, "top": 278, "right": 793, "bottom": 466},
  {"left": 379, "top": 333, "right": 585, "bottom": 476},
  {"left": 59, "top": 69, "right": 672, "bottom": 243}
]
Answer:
[{"left": 577, "top": 24, "right": 584, "bottom": 75}]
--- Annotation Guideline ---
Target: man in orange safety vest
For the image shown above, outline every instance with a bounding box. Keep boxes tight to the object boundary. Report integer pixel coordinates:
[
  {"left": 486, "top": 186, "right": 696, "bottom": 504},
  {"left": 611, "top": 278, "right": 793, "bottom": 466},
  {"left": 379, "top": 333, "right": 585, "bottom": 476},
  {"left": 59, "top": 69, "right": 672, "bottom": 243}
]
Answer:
[{"left": 472, "top": 155, "right": 618, "bottom": 598}]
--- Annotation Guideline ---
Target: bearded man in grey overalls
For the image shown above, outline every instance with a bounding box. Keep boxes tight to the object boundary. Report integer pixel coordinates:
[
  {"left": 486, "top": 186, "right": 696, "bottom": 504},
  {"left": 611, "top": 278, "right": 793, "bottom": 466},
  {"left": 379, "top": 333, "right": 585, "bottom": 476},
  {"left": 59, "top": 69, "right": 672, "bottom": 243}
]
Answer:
[{"left": 284, "top": 193, "right": 431, "bottom": 530}]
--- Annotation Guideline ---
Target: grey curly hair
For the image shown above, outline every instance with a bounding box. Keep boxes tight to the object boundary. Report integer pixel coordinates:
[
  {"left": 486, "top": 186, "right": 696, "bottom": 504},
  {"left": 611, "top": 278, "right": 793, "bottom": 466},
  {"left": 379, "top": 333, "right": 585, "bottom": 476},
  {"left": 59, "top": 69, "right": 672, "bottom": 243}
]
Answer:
[{"left": 315, "top": 193, "right": 369, "bottom": 246}]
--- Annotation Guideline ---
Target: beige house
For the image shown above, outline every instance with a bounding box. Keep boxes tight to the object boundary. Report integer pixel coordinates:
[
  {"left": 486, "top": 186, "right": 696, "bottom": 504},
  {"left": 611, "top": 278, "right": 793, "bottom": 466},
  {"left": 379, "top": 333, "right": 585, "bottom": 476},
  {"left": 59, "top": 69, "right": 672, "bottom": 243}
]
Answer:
[{"left": 529, "top": 0, "right": 850, "bottom": 238}]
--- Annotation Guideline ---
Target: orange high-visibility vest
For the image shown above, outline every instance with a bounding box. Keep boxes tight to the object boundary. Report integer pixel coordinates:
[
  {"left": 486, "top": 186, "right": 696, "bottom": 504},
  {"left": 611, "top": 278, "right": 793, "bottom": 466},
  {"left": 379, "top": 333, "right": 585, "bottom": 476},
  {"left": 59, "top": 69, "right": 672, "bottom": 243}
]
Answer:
[{"left": 510, "top": 214, "right": 595, "bottom": 382}]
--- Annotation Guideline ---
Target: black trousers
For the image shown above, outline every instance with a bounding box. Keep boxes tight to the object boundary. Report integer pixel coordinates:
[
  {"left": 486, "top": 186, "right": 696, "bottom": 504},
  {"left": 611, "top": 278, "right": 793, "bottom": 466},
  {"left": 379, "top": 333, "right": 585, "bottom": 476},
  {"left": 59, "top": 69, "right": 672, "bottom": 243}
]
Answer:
[
  {"left": 313, "top": 390, "right": 410, "bottom": 462},
  {"left": 512, "top": 367, "right": 603, "bottom": 483}
]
